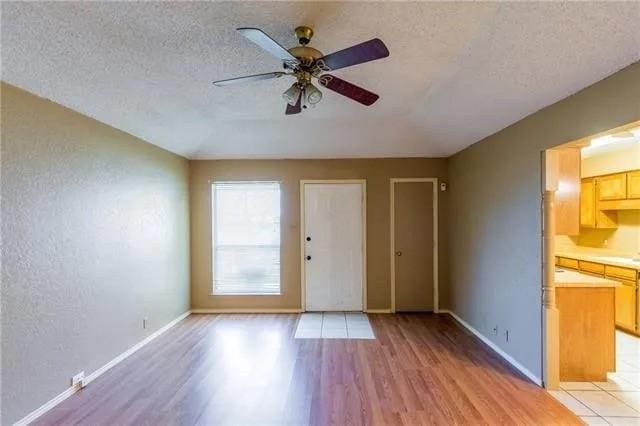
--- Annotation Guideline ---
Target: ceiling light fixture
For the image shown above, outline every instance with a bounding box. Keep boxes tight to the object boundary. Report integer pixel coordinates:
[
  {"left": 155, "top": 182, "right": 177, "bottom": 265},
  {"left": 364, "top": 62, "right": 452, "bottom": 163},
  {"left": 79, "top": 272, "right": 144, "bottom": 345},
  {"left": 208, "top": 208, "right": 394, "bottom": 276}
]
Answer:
[
  {"left": 282, "top": 83, "right": 301, "bottom": 106},
  {"left": 305, "top": 83, "right": 322, "bottom": 105},
  {"left": 589, "top": 135, "right": 617, "bottom": 148}
]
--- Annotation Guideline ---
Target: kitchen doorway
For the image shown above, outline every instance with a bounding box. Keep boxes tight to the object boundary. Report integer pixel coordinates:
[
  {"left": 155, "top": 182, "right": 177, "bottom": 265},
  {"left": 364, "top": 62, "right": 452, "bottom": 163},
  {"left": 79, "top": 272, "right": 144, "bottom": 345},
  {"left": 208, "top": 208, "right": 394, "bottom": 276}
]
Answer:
[
  {"left": 300, "top": 180, "right": 367, "bottom": 312},
  {"left": 541, "top": 120, "right": 640, "bottom": 394}
]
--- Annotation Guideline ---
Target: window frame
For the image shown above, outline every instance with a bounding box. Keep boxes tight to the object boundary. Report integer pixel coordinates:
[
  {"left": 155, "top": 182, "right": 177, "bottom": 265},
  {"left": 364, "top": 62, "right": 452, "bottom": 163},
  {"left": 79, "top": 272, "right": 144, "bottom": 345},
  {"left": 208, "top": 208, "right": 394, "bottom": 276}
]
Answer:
[{"left": 210, "top": 180, "right": 282, "bottom": 296}]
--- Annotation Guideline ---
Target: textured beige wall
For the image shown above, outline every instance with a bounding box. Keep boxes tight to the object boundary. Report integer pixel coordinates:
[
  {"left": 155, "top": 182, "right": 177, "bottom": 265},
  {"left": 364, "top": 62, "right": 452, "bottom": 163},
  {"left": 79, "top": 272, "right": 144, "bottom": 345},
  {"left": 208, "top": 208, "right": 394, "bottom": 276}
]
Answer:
[
  {"left": 1, "top": 83, "right": 190, "bottom": 424},
  {"left": 190, "top": 159, "right": 448, "bottom": 311},
  {"left": 448, "top": 62, "right": 640, "bottom": 381},
  {"left": 571, "top": 212, "right": 640, "bottom": 254}
]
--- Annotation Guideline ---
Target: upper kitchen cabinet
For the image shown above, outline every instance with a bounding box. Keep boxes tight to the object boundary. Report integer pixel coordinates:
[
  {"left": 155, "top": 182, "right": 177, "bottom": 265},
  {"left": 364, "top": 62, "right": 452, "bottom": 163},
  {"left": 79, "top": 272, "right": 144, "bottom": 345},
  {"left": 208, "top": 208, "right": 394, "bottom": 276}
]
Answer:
[
  {"left": 597, "top": 169, "right": 640, "bottom": 211},
  {"left": 598, "top": 173, "right": 627, "bottom": 200},
  {"left": 580, "top": 179, "right": 596, "bottom": 228},
  {"left": 580, "top": 177, "right": 617, "bottom": 229},
  {"left": 628, "top": 171, "right": 640, "bottom": 199}
]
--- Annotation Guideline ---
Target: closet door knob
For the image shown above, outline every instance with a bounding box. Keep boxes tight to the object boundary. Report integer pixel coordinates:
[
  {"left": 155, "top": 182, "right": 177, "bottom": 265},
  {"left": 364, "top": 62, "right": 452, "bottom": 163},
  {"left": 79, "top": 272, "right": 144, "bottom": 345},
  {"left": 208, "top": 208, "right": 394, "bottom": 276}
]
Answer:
[{"left": 306, "top": 255, "right": 312, "bottom": 261}]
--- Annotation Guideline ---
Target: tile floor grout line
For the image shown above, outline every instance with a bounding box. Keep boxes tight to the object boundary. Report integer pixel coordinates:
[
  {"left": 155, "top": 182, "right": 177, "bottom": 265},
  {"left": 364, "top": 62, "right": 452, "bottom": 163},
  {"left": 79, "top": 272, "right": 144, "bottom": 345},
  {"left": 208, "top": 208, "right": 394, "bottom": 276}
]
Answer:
[{"left": 603, "top": 388, "right": 640, "bottom": 416}]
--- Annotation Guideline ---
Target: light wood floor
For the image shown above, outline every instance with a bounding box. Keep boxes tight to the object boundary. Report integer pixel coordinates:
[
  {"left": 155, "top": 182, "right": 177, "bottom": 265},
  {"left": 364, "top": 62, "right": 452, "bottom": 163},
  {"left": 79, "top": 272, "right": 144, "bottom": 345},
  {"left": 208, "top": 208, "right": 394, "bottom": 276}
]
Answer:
[{"left": 36, "top": 313, "right": 579, "bottom": 425}]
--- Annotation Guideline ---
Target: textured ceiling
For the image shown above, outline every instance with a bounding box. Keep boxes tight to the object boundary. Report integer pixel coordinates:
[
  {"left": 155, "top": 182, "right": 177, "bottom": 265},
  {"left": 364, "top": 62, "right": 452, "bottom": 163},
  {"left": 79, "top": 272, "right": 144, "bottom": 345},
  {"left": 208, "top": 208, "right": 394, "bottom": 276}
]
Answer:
[{"left": 2, "top": 2, "right": 639, "bottom": 159}]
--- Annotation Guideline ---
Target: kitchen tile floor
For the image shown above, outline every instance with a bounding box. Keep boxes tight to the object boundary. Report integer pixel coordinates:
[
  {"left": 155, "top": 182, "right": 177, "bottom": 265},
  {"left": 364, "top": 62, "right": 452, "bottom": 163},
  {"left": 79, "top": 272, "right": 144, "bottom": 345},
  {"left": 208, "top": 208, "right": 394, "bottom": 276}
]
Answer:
[
  {"left": 294, "top": 312, "right": 375, "bottom": 339},
  {"left": 550, "top": 330, "right": 640, "bottom": 425}
]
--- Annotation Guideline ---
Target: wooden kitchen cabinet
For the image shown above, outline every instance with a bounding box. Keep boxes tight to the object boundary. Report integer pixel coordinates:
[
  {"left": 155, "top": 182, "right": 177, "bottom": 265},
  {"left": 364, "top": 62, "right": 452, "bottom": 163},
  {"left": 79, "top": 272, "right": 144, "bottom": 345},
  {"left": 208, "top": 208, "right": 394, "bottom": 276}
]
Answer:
[
  {"left": 628, "top": 171, "right": 640, "bottom": 199},
  {"left": 557, "top": 257, "right": 579, "bottom": 270},
  {"left": 606, "top": 265, "right": 638, "bottom": 281},
  {"left": 599, "top": 173, "right": 627, "bottom": 200},
  {"left": 558, "top": 286, "right": 616, "bottom": 382},
  {"left": 615, "top": 280, "right": 637, "bottom": 331},
  {"left": 546, "top": 147, "right": 580, "bottom": 235},
  {"left": 580, "top": 180, "right": 596, "bottom": 227},
  {"left": 605, "top": 265, "right": 638, "bottom": 333},
  {"left": 580, "top": 179, "right": 617, "bottom": 229},
  {"left": 556, "top": 255, "right": 640, "bottom": 336},
  {"left": 579, "top": 260, "right": 605, "bottom": 276}
]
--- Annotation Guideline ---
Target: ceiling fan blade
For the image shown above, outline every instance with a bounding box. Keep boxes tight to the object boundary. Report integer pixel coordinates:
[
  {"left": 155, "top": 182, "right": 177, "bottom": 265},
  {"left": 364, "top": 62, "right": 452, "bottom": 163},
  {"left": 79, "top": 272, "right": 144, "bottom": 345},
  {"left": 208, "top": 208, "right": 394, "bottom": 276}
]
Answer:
[
  {"left": 213, "top": 72, "right": 286, "bottom": 87},
  {"left": 318, "top": 38, "right": 389, "bottom": 72},
  {"left": 318, "top": 75, "right": 379, "bottom": 106},
  {"left": 237, "top": 28, "right": 300, "bottom": 66},
  {"left": 285, "top": 92, "right": 302, "bottom": 115}
]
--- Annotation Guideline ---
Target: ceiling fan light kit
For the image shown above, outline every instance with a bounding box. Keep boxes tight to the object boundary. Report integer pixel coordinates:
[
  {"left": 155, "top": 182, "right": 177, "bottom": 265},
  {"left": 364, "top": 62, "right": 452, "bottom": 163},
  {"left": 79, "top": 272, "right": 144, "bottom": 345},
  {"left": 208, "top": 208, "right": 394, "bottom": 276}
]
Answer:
[{"left": 213, "top": 26, "right": 389, "bottom": 115}]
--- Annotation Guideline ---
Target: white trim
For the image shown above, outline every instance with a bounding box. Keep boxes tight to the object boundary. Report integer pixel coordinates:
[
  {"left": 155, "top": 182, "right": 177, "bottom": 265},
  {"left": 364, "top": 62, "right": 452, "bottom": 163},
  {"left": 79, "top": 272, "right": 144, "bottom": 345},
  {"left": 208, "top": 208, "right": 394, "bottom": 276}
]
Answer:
[
  {"left": 441, "top": 309, "right": 543, "bottom": 386},
  {"left": 191, "top": 308, "right": 302, "bottom": 314},
  {"left": 365, "top": 309, "right": 392, "bottom": 314},
  {"left": 300, "top": 180, "right": 368, "bottom": 312},
  {"left": 13, "top": 311, "right": 191, "bottom": 426},
  {"left": 390, "top": 178, "right": 439, "bottom": 313}
]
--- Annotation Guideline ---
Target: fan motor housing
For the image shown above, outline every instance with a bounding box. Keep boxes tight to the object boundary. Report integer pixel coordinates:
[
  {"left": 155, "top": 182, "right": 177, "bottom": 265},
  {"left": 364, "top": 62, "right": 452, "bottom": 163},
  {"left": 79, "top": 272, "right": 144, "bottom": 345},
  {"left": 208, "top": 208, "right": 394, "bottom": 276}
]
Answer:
[{"left": 288, "top": 46, "right": 323, "bottom": 64}]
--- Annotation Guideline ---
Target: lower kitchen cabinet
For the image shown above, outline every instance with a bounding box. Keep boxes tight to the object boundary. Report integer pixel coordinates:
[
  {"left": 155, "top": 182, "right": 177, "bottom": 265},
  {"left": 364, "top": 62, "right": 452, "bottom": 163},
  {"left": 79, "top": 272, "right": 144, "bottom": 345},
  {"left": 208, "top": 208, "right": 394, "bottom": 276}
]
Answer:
[
  {"left": 615, "top": 280, "right": 637, "bottom": 331},
  {"left": 556, "top": 256, "right": 639, "bottom": 335}
]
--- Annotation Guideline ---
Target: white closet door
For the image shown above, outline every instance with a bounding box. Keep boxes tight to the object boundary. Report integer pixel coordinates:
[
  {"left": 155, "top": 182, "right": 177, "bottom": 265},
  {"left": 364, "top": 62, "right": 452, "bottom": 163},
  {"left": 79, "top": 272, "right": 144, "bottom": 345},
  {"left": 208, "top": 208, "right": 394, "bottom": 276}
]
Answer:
[{"left": 304, "top": 183, "right": 363, "bottom": 311}]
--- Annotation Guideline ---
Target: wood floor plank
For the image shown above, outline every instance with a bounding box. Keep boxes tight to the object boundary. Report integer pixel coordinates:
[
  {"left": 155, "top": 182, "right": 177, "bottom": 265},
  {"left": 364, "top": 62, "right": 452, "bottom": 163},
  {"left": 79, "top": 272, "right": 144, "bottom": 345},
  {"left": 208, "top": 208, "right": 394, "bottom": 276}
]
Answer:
[{"left": 34, "top": 313, "right": 580, "bottom": 425}]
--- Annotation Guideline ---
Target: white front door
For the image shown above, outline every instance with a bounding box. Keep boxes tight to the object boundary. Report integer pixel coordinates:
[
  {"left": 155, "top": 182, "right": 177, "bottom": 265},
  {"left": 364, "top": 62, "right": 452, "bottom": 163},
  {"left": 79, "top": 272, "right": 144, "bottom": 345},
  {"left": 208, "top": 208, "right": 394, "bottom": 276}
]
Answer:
[{"left": 303, "top": 182, "right": 364, "bottom": 311}]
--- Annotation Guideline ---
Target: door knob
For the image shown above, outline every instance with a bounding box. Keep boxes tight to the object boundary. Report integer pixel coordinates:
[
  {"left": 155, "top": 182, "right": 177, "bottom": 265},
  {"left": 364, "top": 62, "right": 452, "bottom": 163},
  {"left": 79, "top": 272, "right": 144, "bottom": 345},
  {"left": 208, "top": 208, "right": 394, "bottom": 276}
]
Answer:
[
  {"left": 395, "top": 251, "right": 402, "bottom": 256},
  {"left": 306, "top": 255, "right": 312, "bottom": 260}
]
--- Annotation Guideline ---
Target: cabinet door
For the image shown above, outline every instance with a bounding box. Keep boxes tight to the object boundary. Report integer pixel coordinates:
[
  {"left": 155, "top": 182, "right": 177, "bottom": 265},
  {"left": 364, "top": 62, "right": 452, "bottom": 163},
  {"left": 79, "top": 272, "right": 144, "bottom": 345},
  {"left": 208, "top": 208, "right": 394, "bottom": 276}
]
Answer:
[
  {"left": 628, "top": 171, "right": 640, "bottom": 199},
  {"left": 580, "top": 180, "right": 596, "bottom": 227},
  {"left": 615, "top": 280, "right": 637, "bottom": 331},
  {"left": 554, "top": 148, "right": 581, "bottom": 235},
  {"left": 599, "top": 173, "right": 627, "bottom": 200}
]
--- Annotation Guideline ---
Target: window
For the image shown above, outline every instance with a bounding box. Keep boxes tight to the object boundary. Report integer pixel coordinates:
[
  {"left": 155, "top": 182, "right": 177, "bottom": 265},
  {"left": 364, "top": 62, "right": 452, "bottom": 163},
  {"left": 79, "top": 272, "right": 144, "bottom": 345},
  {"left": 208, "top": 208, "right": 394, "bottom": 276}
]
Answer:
[{"left": 212, "top": 181, "right": 281, "bottom": 295}]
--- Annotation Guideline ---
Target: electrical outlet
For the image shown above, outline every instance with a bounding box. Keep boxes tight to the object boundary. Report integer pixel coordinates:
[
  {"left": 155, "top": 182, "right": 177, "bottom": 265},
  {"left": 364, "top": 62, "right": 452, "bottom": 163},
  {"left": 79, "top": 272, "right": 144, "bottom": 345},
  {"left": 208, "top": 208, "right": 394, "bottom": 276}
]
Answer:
[
  {"left": 143, "top": 318, "right": 148, "bottom": 329},
  {"left": 71, "top": 371, "right": 85, "bottom": 387}
]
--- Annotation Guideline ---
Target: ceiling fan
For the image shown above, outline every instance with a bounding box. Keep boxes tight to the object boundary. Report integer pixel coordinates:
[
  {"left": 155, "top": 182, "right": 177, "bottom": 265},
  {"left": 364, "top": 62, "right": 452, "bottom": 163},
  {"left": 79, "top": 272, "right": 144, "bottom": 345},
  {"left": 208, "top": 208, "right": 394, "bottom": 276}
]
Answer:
[{"left": 213, "top": 26, "right": 389, "bottom": 115}]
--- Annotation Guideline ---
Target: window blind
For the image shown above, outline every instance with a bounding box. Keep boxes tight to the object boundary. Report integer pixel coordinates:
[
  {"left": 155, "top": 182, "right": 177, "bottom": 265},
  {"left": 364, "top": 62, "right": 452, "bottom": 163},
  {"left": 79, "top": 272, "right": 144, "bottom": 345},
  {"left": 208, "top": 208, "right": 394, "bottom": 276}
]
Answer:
[{"left": 212, "top": 181, "right": 281, "bottom": 295}]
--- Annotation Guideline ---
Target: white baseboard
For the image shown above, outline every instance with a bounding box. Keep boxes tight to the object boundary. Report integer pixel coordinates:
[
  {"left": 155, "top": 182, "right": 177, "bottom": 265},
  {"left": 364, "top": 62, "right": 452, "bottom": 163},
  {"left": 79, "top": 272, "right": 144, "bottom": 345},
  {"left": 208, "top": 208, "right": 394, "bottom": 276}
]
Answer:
[
  {"left": 365, "top": 309, "right": 392, "bottom": 314},
  {"left": 191, "top": 308, "right": 303, "bottom": 314},
  {"left": 440, "top": 309, "right": 542, "bottom": 386},
  {"left": 14, "top": 310, "right": 191, "bottom": 426}
]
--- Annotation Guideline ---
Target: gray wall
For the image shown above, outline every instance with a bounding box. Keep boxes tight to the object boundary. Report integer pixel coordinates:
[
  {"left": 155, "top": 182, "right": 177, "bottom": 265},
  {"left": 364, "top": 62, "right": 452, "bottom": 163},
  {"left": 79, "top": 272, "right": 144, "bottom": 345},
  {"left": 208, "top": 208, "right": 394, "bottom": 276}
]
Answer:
[
  {"left": 447, "top": 62, "right": 640, "bottom": 380},
  {"left": 1, "top": 83, "right": 191, "bottom": 424}
]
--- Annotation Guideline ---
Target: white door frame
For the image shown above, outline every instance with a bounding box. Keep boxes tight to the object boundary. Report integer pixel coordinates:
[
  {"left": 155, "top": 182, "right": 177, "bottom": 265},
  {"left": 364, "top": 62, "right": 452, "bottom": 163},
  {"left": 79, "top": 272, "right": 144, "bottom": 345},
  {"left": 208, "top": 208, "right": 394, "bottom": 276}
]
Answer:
[
  {"left": 300, "top": 179, "right": 367, "bottom": 312},
  {"left": 390, "top": 178, "right": 439, "bottom": 313}
]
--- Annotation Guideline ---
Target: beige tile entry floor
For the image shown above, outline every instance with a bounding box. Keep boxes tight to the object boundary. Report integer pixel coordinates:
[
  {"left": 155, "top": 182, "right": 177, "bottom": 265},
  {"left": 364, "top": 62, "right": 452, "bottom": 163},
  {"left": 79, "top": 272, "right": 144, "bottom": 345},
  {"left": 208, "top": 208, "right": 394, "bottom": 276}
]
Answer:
[
  {"left": 549, "top": 330, "right": 640, "bottom": 425},
  {"left": 294, "top": 312, "right": 375, "bottom": 339}
]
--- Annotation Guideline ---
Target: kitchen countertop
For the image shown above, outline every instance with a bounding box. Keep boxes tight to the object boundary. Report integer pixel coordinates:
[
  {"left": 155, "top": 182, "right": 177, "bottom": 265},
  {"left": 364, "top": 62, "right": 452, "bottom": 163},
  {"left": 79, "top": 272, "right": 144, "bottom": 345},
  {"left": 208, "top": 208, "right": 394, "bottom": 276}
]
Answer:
[
  {"left": 556, "top": 250, "right": 640, "bottom": 271},
  {"left": 555, "top": 269, "right": 621, "bottom": 288}
]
